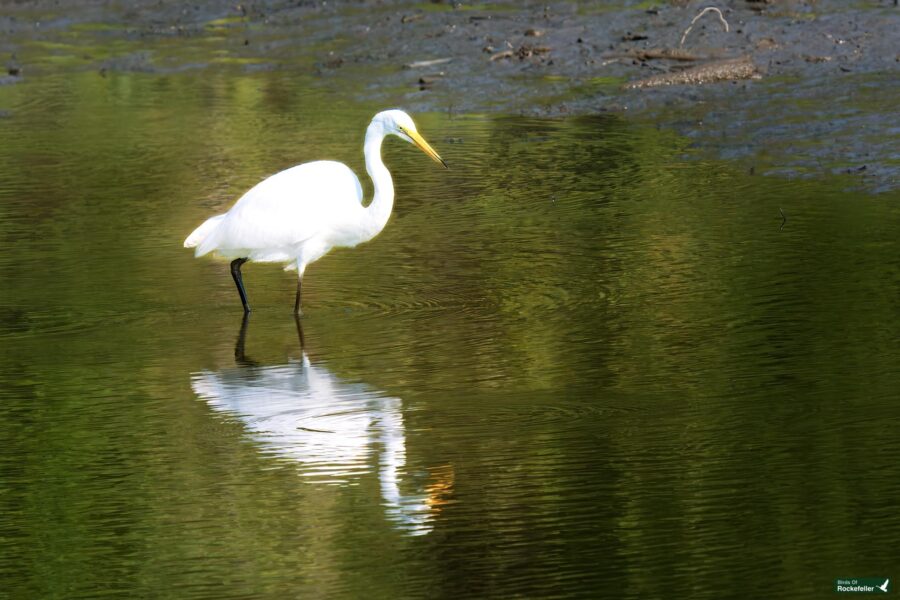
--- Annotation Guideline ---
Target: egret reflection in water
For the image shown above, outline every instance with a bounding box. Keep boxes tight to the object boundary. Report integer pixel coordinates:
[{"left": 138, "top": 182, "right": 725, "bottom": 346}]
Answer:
[{"left": 190, "top": 316, "right": 451, "bottom": 536}]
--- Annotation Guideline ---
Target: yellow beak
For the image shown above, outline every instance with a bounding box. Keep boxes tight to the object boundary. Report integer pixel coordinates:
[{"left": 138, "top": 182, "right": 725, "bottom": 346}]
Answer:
[{"left": 406, "top": 129, "right": 448, "bottom": 168}]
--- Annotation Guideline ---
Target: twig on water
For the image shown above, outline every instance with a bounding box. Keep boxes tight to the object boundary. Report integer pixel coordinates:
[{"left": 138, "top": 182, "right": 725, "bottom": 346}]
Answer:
[
  {"left": 680, "top": 7, "right": 730, "bottom": 48},
  {"left": 403, "top": 57, "right": 453, "bottom": 69},
  {"left": 779, "top": 207, "right": 787, "bottom": 230},
  {"left": 489, "top": 50, "right": 515, "bottom": 61}
]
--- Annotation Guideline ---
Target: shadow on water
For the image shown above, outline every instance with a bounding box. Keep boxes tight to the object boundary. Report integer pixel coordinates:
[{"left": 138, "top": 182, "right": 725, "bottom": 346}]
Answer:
[{"left": 190, "top": 315, "right": 453, "bottom": 537}]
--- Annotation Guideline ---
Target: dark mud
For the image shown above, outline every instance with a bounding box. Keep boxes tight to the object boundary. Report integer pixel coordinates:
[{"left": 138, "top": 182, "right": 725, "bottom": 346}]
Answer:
[{"left": 1, "top": 0, "right": 898, "bottom": 191}]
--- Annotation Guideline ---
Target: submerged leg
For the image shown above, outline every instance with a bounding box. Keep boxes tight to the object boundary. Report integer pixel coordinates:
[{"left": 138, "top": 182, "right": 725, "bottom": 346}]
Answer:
[{"left": 230, "top": 257, "right": 251, "bottom": 313}]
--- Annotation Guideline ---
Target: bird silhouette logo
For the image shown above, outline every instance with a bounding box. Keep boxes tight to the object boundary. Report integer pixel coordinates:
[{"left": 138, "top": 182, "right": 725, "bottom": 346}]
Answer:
[{"left": 878, "top": 579, "right": 889, "bottom": 593}]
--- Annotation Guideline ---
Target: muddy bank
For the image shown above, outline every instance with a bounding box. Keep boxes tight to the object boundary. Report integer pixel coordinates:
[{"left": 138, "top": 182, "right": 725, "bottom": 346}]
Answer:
[{"left": 1, "top": 0, "right": 898, "bottom": 191}]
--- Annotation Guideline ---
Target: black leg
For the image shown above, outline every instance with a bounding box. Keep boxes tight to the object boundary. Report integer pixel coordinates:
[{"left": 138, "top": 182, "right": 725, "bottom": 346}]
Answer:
[
  {"left": 293, "top": 277, "right": 303, "bottom": 316},
  {"left": 230, "top": 258, "right": 251, "bottom": 313}
]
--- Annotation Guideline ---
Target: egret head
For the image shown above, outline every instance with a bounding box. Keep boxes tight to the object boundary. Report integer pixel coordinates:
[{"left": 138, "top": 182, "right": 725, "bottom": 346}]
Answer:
[{"left": 373, "top": 109, "right": 447, "bottom": 168}]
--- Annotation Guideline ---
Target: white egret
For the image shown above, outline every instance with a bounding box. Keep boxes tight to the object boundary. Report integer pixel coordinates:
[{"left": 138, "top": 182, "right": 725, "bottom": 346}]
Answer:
[{"left": 184, "top": 109, "right": 446, "bottom": 314}]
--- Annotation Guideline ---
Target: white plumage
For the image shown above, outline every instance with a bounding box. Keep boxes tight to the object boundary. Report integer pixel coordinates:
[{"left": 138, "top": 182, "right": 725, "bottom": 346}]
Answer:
[
  {"left": 192, "top": 162, "right": 362, "bottom": 264},
  {"left": 184, "top": 109, "right": 445, "bottom": 314}
]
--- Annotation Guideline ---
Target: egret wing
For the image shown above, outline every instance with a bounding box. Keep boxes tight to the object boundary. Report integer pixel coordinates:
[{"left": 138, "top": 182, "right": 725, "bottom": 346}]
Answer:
[{"left": 196, "top": 161, "right": 363, "bottom": 259}]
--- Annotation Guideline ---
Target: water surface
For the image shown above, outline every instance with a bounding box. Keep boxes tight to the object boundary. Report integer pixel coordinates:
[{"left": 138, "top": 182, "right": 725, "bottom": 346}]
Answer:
[{"left": 1, "top": 70, "right": 898, "bottom": 599}]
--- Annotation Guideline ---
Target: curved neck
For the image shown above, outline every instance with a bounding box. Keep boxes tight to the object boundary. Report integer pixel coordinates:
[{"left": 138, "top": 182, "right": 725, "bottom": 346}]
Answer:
[{"left": 362, "top": 123, "right": 394, "bottom": 240}]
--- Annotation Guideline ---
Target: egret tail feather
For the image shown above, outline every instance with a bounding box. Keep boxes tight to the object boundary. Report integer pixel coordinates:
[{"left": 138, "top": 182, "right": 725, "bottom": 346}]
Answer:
[{"left": 184, "top": 214, "right": 225, "bottom": 252}]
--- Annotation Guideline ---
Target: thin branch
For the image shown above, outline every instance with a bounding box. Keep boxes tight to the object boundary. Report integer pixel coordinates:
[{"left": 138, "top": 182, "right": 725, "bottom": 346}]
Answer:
[
  {"left": 680, "top": 6, "right": 730, "bottom": 48},
  {"left": 403, "top": 57, "right": 452, "bottom": 69}
]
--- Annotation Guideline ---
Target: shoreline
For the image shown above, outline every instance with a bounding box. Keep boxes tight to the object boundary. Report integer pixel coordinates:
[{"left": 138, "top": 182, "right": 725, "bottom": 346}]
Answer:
[{"left": 2, "top": 0, "right": 897, "bottom": 192}]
